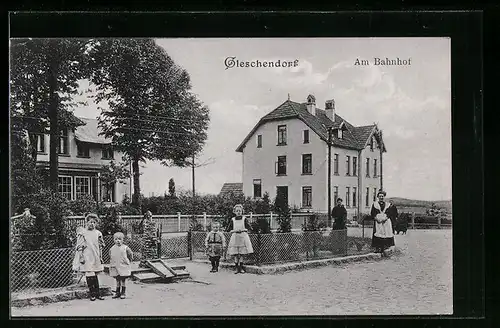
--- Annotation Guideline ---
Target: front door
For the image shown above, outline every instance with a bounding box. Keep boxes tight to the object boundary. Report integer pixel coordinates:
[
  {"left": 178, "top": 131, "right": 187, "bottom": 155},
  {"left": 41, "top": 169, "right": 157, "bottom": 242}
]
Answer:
[{"left": 276, "top": 186, "right": 288, "bottom": 205}]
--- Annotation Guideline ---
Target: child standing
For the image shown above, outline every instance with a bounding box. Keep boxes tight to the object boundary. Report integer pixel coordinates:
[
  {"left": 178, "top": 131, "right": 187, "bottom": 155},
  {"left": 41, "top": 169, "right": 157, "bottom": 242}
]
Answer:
[
  {"left": 226, "top": 204, "right": 253, "bottom": 274},
  {"left": 204, "top": 221, "right": 226, "bottom": 273},
  {"left": 109, "top": 232, "right": 133, "bottom": 299},
  {"left": 75, "top": 213, "right": 106, "bottom": 301}
]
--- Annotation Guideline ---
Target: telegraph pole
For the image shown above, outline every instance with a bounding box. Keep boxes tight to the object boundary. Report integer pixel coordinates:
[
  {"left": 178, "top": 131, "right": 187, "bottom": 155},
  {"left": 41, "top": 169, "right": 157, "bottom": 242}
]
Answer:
[
  {"left": 327, "top": 128, "right": 333, "bottom": 227},
  {"left": 379, "top": 130, "right": 383, "bottom": 191}
]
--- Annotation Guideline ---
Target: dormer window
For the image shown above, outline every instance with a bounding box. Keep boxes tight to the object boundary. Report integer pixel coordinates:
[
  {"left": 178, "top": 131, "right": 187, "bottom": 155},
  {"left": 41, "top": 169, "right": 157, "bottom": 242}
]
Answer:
[{"left": 337, "top": 129, "right": 343, "bottom": 139}]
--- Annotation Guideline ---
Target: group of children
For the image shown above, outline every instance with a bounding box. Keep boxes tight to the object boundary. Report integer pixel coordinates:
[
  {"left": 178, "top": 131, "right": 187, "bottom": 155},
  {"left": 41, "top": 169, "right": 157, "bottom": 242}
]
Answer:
[
  {"left": 204, "top": 204, "right": 254, "bottom": 274},
  {"left": 72, "top": 213, "right": 133, "bottom": 301},
  {"left": 72, "top": 204, "right": 254, "bottom": 301}
]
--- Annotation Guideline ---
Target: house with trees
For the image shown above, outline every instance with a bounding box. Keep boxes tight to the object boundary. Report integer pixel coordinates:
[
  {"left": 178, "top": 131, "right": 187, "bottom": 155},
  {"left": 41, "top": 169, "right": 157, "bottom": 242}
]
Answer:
[
  {"left": 34, "top": 117, "right": 132, "bottom": 203},
  {"left": 236, "top": 94, "right": 386, "bottom": 219}
]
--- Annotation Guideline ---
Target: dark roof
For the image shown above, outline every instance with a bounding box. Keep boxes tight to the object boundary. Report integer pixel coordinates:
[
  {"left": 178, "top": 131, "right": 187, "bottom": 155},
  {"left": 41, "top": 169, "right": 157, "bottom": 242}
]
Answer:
[
  {"left": 219, "top": 183, "right": 243, "bottom": 196},
  {"left": 74, "top": 117, "right": 111, "bottom": 145},
  {"left": 236, "top": 100, "right": 386, "bottom": 152}
]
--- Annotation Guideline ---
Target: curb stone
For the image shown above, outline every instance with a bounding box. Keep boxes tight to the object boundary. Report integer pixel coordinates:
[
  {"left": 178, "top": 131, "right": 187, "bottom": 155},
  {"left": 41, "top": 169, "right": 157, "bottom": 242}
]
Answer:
[
  {"left": 193, "top": 252, "right": 383, "bottom": 275},
  {"left": 11, "top": 287, "right": 112, "bottom": 308}
]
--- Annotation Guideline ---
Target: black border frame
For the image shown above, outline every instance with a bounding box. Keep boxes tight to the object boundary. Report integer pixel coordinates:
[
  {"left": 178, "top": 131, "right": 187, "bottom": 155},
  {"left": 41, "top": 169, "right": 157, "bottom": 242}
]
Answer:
[{"left": 6, "top": 10, "right": 486, "bottom": 327}]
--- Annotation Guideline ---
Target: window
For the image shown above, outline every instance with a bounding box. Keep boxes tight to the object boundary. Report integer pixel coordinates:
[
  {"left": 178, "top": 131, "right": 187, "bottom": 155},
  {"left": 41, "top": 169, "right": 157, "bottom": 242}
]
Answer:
[
  {"left": 253, "top": 179, "right": 262, "bottom": 198},
  {"left": 366, "top": 158, "right": 370, "bottom": 177},
  {"left": 35, "top": 134, "right": 45, "bottom": 153},
  {"left": 303, "top": 130, "right": 309, "bottom": 144},
  {"left": 353, "top": 157, "right": 357, "bottom": 176},
  {"left": 58, "top": 176, "right": 72, "bottom": 200},
  {"left": 366, "top": 187, "right": 370, "bottom": 207},
  {"left": 346, "top": 156, "right": 351, "bottom": 176},
  {"left": 353, "top": 187, "right": 357, "bottom": 207},
  {"left": 101, "top": 182, "right": 116, "bottom": 202},
  {"left": 75, "top": 177, "right": 90, "bottom": 199},
  {"left": 102, "top": 146, "right": 114, "bottom": 159},
  {"left": 276, "top": 156, "right": 287, "bottom": 175},
  {"left": 334, "top": 186, "right": 339, "bottom": 203},
  {"left": 374, "top": 159, "right": 378, "bottom": 177},
  {"left": 77, "top": 142, "right": 90, "bottom": 158},
  {"left": 338, "top": 129, "right": 343, "bottom": 139},
  {"left": 370, "top": 137, "right": 374, "bottom": 151},
  {"left": 302, "top": 186, "right": 312, "bottom": 208},
  {"left": 334, "top": 154, "right": 339, "bottom": 175},
  {"left": 373, "top": 187, "right": 377, "bottom": 202},
  {"left": 277, "top": 125, "right": 287, "bottom": 145},
  {"left": 257, "top": 135, "right": 262, "bottom": 148},
  {"left": 58, "top": 129, "right": 69, "bottom": 155},
  {"left": 302, "top": 154, "right": 312, "bottom": 174},
  {"left": 346, "top": 187, "right": 350, "bottom": 207}
]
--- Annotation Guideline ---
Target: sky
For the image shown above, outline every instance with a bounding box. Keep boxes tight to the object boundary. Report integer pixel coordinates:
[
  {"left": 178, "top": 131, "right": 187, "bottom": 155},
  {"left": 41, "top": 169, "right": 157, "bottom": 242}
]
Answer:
[{"left": 74, "top": 38, "right": 451, "bottom": 201}]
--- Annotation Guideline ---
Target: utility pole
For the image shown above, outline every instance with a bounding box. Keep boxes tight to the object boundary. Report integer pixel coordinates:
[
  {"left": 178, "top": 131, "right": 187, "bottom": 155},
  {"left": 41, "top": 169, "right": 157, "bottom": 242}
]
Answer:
[
  {"left": 379, "top": 130, "right": 383, "bottom": 191},
  {"left": 327, "top": 128, "right": 333, "bottom": 227}
]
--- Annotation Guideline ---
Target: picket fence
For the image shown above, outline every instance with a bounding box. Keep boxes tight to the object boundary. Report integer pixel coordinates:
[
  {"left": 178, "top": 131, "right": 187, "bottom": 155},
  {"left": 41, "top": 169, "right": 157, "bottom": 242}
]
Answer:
[{"left": 65, "top": 212, "right": 331, "bottom": 233}]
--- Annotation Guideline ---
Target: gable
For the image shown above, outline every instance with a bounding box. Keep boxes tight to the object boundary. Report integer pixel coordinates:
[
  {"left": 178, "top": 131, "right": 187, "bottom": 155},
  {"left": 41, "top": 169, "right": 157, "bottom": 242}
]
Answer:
[{"left": 236, "top": 99, "right": 385, "bottom": 152}]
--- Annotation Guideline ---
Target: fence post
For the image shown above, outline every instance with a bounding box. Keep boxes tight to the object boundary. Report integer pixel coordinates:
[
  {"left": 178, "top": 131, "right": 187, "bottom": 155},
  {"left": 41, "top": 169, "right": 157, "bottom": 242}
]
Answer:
[
  {"left": 270, "top": 212, "right": 274, "bottom": 230},
  {"left": 257, "top": 232, "right": 261, "bottom": 266},
  {"left": 177, "top": 212, "right": 181, "bottom": 232},
  {"left": 203, "top": 212, "right": 207, "bottom": 230},
  {"left": 157, "top": 225, "right": 162, "bottom": 259},
  {"left": 411, "top": 212, "right": 415, "bottom": 229},
  {"left": 188, "top": 230, "right": 192, "bottom": 260},
  {"left": 438, "top": 216, "right": 441, "bottom": 229},
  {"left": 250, "top": 212, "right": 253, "bottom": 221}
]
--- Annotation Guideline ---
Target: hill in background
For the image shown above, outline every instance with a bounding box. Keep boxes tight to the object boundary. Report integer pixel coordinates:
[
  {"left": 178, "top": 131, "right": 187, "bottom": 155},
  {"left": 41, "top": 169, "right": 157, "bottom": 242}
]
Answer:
[{"left": 386, "top": 197, "right": 452, "bottom": 212}]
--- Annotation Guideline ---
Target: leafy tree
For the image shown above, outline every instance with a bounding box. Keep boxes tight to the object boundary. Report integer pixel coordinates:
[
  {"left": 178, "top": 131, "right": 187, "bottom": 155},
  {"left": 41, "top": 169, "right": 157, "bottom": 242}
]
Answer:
[
  {"left": 10, "top": 39, "right": 93, "bottom": 191},
  {"left": 10, "top": 125, "right": 43, "bottom": 213},
  {"left": 100, "top": 160, "right": 131, "bottom": 202},
  {"left": 254, "top": 192, "right": 271, "bottom": 214},
  {"left": 168, "top": 178, "right": 176, "bottom": 198},
  {"left": 89, "top": 39, "right": 209, "bottom": 209}
]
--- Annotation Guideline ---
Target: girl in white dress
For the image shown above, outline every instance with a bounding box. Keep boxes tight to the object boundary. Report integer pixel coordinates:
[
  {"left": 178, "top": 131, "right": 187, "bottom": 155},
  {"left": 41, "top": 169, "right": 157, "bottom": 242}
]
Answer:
[
  {"left": 226, "top": 204, "right": 253, "bottom": 274},
  {"left": 75, "top": 214, "right": 106, "bottom": 301},
  {"left": 109, "top": 232, "right": 133, "bottom": 299}
]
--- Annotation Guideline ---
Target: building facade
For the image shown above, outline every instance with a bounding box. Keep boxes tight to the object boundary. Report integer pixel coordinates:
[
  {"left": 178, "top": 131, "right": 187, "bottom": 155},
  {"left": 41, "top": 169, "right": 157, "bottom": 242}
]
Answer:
[
  {"left": 35, "top": 117, "right": 132, "bottom": 204},
  {"left": 236, "top": 95, "right": 386, "bottom": 218}
]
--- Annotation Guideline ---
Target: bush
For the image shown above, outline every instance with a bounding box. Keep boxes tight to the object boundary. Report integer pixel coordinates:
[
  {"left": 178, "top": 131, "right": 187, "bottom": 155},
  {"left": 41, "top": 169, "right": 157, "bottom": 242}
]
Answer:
[
  {"left": 302, "top": 213, "right": 327, "bottom": 232},
  {"left": 67, "top": 194, "right": 104, "bottom": 216},
  {"left": 100, "top": 207, "right": 127, "bottom": 237},
  {"left": 13, "top": 189, "right": 74, "bottom": 251},
  {"left": 273, "top": 193, "right": 292, "bottom": 233},
  {"left": 249, "top": 217, "right": 271, "bottom": 234}
]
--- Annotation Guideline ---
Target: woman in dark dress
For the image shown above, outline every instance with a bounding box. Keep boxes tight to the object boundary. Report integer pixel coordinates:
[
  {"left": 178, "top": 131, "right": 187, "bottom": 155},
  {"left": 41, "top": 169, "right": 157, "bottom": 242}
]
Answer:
[{"left": 370, "top": 190, "right": 398, "bottom": 256}]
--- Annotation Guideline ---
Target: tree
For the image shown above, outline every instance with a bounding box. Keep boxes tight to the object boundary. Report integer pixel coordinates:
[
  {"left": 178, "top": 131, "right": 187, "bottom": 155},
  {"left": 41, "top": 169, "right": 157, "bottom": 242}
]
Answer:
[
  {"left": 100, "top": 160, "right": 131, "bottom": 202},
  {"left": 168, "top": 178, "right": 176, "bottom": 198},
  {"left": 255, "top": 192, "right": 271, "bottom": 214},
  {"left": 273, "top": 193, "right": 292, "bottom": 233},
  {"left": 10, "top": 39, "right": 93, "bottom": 191},
  {"left": 89, "top": 39, "right": 210, "bottom": 209}
]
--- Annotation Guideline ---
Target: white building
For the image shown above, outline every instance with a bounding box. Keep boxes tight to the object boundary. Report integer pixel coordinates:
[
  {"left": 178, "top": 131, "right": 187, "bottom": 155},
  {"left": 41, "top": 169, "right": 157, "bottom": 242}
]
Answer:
[
  {"left": 236, "top": 95, "right": 386, "bottom": 218},
  {"left": 35, "top": 117, "right": 132, "bottom": 203}
]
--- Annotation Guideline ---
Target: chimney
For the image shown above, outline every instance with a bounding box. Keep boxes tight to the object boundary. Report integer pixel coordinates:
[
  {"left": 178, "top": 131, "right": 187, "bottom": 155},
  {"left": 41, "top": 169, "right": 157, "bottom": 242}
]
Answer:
[
  {"left": 306, "top": 94, "right": 316, "bottom": 115},
  {"left": 325, "top": 99, "right": 335, "bottom": 122}
]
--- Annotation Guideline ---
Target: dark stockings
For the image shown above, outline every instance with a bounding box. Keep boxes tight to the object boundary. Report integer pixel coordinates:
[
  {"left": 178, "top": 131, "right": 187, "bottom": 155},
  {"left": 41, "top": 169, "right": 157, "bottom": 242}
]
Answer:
[{"left": 86, "top": 276, "right": 104, "bottom": 301}]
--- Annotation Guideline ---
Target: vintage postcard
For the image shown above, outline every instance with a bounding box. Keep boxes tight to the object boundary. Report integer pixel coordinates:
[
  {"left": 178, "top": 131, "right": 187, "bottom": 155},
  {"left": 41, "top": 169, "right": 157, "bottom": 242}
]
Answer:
[{"left": 10, "top": 37, "right": 452, "bottom": 316}]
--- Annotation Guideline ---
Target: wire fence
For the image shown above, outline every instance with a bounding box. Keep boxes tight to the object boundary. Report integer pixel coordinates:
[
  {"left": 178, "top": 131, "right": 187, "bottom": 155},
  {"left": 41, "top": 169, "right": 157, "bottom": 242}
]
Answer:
[
  {"left": 11, "top": 227, "right": 373, "bottom": 292},
  {"left": 190, "top": 230, "right": 372, "bottom": 266},
  {"left": 11, "top": 247, "right": 75, "bottom": 292}
]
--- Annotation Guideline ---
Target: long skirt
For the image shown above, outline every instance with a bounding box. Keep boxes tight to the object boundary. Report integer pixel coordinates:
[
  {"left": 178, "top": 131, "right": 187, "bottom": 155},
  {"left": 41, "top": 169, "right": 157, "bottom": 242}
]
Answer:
[
  {"left": 371, "top": 220, "right": 395, "bottom": 250},
  {"left": 227, "top": 232, "right": 253, "bottom": 255}
]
